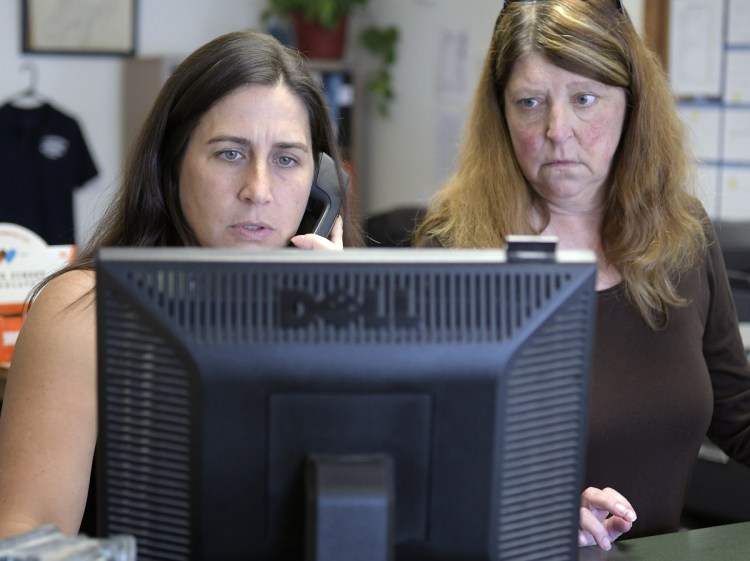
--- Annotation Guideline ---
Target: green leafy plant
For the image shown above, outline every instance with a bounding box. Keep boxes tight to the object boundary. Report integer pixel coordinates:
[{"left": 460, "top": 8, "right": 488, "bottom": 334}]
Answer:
[
  {"left": 262, "top": 0, "right": 368, "bottom": 29},
  {"left": 360, "top": 25, "right": 399, "bottom": 116}
]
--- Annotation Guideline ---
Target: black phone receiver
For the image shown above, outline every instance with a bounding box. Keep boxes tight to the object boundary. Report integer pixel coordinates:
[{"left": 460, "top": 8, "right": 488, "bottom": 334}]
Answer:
[{"left": 296, "top": 152, "right": 346, "bottom": 238}]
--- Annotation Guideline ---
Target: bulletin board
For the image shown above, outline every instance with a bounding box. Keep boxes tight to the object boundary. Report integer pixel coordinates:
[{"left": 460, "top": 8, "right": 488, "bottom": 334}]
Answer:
[{"left": 655, "top": 0, "right": 750, "bottom": 221}]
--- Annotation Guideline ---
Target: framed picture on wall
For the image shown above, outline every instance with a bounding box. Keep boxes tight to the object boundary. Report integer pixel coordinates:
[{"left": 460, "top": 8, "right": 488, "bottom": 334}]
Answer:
[{"left": 21, "top": 0, "right": 137, "bottom": 56}]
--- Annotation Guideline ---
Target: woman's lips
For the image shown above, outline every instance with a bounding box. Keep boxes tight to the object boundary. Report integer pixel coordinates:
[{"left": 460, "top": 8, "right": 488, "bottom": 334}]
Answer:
[{"left": 231, "top": 222, "right": 273, "bottom": 241}]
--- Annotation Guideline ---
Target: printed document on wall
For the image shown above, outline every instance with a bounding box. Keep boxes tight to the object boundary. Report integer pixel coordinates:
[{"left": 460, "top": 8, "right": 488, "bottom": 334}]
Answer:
[
  {"left": 728, "top": 0, "right": 750, "bottom": 44},
  {"left": 723, "top": 108, "right": 750, "bottom": 164},
  {"left": 724, "top": 50, "right": 750, "bottom": 103},
  {"left": 696, "top": 165, "right": 720, "bottom": 219},
  {"left": 434, "top": 27, "right": 471, "bottom": 184},
  {"left": 669, "top": 0, "right": 724, "bottom": 98},
  {"left": 677, "top": 104, "right": 722, "bottom": 162},
  {"left": 719, "top": 168, "right": 750, "bottom": 221},
  {"left": 436, "top": 28, "right": 470, "bottom": 103}
]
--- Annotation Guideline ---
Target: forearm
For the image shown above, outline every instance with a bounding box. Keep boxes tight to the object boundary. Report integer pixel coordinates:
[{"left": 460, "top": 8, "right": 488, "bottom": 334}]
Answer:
[{"left": 0, "top": 512, "right": 51, "bottom": 539}]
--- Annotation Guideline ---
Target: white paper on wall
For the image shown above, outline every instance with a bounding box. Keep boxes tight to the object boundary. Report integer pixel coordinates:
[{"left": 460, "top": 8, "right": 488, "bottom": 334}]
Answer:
[
  {"left": 719, "top": 167, "right": 750, "bottom": 220},
  {"left": 695, "top": 164, "right": 720, "bottom": 219},
  {"left": 436, "top": 28, "right": 471, "bottom": 102},
  {"left": 434, "top": 110, "right": 464, "bottom": 185},
  {"left": 669, "top": 0, "right": 725, "bottom": 98},
  {"left": 724, "top": 50, "right": 750, "bottom": 104},
  {"left": 728, "top": 0, "right": 750, "bottom": 44},
  {"left": 678, "top": 104, "right": 722, "bottom": 162},
  {"left": 723, "top": 107, "right": 750, "bottom": 164}
]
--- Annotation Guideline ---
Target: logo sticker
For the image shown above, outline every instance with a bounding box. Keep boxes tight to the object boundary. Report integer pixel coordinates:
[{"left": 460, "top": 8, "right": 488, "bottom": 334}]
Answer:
[
  {"left": 0, "top": 249, "right": 17, "bottom": 263},
  {"left": 39, "top": 135, "right": 69, "bottom": 160}
]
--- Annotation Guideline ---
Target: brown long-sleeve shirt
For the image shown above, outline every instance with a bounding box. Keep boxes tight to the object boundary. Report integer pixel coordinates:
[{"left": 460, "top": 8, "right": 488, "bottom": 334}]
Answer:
[
  {"left": 419, "top": 227, "right": 750, "bottom": 538},
  {"left": 586, "top": 229, "right": 750, "bottom": 538}
]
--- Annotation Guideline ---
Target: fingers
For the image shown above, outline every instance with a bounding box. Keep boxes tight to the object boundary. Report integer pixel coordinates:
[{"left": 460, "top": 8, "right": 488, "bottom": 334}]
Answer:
[
  {"left": 579, "top": 487, "right": 637, "bottom": 550},
  {"left": 579, "top": 508, "right": 607, "bottom": 549},
  {"left": 606, "top": 512, "right": 634, "bottom": 536},
  {"left": 289, "top": 233, "right": 340, "bottom": 250},
  {"left": 581, "top": 487, "right": 637, "bottom": 522},
  {"left": 328, "top": 215, "right": 344, "bottom": 247},
  {"left": 289, "top": 216, "right": 344, "bottom": 251},
  {"left": 579, "top": 508, "right": 634, "bottom": 550}
]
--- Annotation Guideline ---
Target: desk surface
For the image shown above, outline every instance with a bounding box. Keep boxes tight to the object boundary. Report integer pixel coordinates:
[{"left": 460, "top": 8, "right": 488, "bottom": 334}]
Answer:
[{"left": 578, "top": 522, "right": 750, "bottom": 561}]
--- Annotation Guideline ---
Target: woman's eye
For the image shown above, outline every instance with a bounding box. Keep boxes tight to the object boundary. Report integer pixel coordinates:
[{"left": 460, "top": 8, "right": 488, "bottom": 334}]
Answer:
[
  {"left": 575, "top": 94, "right": 596, "bottom": 106},
  {"left": 220, "top": 150, "right": 242, "bottom": 161},
  {"left": 276, "top": 155, "right": 296, "bottom": 167},
  {"left": 519, "top": 98, "right": 539, "bottom": 109}
]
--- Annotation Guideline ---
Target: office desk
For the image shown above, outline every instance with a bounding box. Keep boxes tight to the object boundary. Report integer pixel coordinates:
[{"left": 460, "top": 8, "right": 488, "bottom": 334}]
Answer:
[{"left": 578, "top": 522, "right": 750, "bottom": 561}]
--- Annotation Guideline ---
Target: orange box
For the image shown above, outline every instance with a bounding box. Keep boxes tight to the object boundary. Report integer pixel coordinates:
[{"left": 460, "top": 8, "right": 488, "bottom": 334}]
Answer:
[{"left": 0, "top": 314, "right": 23, "bottom": 365}]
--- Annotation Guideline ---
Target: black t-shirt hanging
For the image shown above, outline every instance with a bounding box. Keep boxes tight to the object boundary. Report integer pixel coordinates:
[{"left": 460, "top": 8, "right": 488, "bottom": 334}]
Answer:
[{"left": 0, "top": 102, "right": 98, "bottom": 245}]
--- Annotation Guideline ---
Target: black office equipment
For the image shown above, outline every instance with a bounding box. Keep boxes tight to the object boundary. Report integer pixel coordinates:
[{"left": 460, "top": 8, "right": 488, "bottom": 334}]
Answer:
[
  {"left": 364, "top": 205, "right": 425, "bottom": 247},
  {"left": 728, "top": 271, "right": 750, "bottom": 322},
  {"left": 95, "top": 246, "right": 597, "bottom": 561},
  {"left": 714, "top": 221, "right": 750, "bottom": 275}
]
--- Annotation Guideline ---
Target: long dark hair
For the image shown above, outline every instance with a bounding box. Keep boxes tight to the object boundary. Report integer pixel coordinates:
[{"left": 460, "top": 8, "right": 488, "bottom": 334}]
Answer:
[{"left": 35, "top": 30, "right": 361, "bottom": 299}]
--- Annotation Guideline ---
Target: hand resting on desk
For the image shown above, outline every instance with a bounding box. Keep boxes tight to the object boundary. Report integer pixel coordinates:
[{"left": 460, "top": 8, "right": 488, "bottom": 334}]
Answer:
[{"left": 579, "top": 487, "right": 638, "bottom": 550}]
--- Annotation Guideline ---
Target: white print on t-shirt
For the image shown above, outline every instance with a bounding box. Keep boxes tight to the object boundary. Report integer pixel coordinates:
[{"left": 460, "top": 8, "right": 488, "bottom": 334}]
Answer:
[{"left": 38, "top": 135, "right": 70, "bottom": 160}]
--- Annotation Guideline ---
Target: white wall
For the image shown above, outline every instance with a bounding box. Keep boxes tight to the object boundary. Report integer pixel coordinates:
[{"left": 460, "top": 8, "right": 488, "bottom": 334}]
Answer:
[{"left": 0, "top": 0, "right": 644, "bottom": 242}]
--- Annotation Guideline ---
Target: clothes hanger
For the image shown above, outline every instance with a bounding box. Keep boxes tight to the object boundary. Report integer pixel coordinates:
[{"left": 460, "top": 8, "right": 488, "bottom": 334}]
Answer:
[{"left": 4, "top": 61, "right": 46, "bottom": 109}]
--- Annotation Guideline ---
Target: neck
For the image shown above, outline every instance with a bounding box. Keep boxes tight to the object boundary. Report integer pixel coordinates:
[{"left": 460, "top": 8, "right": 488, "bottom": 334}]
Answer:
[
  {"left": 533, "top": 207, "right": 622, "bottom": 291},
  {"left": 534, "top": 206, "right": 602, "bottom": 251}
]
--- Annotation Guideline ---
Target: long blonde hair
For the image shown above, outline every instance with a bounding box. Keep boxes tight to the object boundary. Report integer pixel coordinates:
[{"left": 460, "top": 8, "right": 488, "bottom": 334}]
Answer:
[{"left": 415, "top": 0, "right": 706, "bottom": 329}]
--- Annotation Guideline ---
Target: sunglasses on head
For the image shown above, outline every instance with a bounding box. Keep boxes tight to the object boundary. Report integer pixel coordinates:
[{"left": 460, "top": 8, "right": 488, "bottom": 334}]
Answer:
[{"left": 501, "top": 0, "right": 625, "bottom": 16}]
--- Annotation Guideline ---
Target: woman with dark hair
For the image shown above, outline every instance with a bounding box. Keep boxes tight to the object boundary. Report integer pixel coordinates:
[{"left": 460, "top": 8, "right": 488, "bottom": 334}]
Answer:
[
  {"left": 415, "top": 0, "right": 750, "bottom": 551},
  {"left": 83, "top": 29, "right": 359, "bottom": 253},
  {"left": 0, "top": 30, "right": 361, "bottom": 538}
]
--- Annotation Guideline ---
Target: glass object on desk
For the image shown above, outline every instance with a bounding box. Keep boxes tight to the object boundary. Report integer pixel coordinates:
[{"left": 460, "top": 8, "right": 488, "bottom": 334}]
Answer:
[
  {"left": 739, "top": 322, "right": 750, "bottom": 360},
  {"left": 0, "top": 524, "right": 136, "bottom": 560}
]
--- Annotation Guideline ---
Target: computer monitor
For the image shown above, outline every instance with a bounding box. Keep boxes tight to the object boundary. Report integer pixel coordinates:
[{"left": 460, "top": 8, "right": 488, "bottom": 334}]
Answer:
[{"left": 95, "top": 246, "right": 597, "bottom": 561}]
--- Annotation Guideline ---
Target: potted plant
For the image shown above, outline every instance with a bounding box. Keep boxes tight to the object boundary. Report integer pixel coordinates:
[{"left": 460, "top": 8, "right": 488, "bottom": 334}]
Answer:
[
  {"left": 262, "top": 0, "right": 369, "bottom": 59},
  {"left": 263, "top": 0, "right": 400, "bottom": 116}
]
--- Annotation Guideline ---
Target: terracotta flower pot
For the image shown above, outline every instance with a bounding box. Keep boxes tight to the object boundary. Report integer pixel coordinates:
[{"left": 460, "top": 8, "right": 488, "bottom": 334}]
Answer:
[{"left": 292, "top": 12, "right": 348, "bottom": 60}]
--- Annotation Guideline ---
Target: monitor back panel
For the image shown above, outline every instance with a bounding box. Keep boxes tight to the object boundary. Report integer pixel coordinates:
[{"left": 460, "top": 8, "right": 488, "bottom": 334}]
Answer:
[{"left": 96, "top": 248, "right": 596, "bottom": 561}]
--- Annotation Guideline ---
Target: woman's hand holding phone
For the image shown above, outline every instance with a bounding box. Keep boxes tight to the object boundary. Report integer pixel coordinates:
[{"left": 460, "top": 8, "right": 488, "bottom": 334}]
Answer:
[{"left": 290, "top": 215, "right": 343, "bottom": 250}]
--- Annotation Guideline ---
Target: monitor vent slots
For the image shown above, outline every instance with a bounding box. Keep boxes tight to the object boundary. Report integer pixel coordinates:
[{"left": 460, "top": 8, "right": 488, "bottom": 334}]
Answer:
[
  {"left": 495, "top": 294, "right": 591, "bottom": 560},
  {"left": 124, "top": 266, "right": 577, "bottom": 345},
  {"left": 99, "top": 294, "right": 193, "bottom": 560}
]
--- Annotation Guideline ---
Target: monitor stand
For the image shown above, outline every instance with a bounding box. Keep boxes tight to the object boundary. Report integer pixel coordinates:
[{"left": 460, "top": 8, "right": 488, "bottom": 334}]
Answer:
[{"left": 305, "top": 454, "right": 394, "bottom": 561}]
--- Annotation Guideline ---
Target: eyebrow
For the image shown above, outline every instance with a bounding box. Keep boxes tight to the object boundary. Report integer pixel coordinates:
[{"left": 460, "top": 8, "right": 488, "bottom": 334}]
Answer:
[
  {"left": 206, "top": 135, "right": 309, "bottom": 152},
  {"left": 507, "top": 79, "right": 606, "bottom": 95}
]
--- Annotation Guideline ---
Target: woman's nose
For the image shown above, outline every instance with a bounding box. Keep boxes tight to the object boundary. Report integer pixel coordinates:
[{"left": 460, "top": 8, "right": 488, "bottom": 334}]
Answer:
[
  {"left": 546, "top": 103, "right": 574, "bottom": 142},
  {"left": 239, "top": 162, "right": 273, "bottom": 204}
]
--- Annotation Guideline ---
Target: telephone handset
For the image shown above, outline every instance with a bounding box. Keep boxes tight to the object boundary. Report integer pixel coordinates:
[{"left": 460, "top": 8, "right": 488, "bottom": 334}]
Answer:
[{"left": 296, "top": 152, "right": 346, "bottom": 238}]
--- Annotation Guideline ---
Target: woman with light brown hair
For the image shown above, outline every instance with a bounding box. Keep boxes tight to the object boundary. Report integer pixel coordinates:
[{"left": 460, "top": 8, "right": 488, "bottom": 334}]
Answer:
[{"left": 416, "top": 0, "right": 750, "bottom": 550}]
